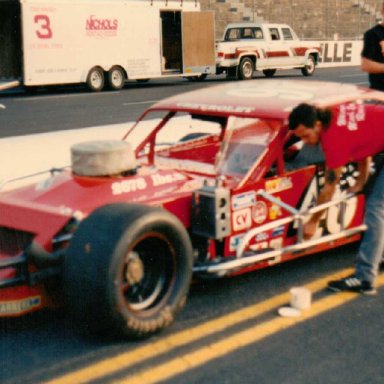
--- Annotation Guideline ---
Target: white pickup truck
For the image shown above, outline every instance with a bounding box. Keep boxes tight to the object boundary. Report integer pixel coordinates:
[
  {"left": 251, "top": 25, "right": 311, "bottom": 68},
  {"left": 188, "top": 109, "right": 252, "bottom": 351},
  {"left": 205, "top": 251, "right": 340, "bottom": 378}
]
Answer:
[{"left": 216, "top": 23, "right": 321, "bottom": 80}]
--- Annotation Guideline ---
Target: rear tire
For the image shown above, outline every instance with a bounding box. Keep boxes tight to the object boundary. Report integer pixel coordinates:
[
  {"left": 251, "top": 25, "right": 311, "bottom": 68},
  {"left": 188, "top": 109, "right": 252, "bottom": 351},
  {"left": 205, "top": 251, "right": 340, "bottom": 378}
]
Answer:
[
  {"left": 301, "top": 55, "right": 316, "bottom": 76},
  {"left": 108, "top": 66, "right": 125, "bottom": 90},
  {"left": 64, "top": 203, "right": 193, "bottom": 338},
  {"left": 238, "top": 57, "right": 254, "bottom": 80},
  {"left": 86, "top": 67, "right": 104, "bottom": 92}
]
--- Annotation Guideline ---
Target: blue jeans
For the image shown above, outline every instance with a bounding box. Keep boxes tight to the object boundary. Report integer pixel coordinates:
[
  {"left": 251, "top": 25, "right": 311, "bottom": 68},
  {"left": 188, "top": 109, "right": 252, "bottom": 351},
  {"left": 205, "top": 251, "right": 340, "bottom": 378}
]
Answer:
[{"left": 356, "top": 165, "right": 384, "bottom": 284}]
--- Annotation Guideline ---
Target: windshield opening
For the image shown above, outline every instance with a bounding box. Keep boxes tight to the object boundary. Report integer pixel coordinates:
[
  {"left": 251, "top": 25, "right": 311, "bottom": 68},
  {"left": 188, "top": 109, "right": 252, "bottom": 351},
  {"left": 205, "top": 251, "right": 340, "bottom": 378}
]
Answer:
[{"left": 125, "top": 111, "right": 274, "bottom": 180}]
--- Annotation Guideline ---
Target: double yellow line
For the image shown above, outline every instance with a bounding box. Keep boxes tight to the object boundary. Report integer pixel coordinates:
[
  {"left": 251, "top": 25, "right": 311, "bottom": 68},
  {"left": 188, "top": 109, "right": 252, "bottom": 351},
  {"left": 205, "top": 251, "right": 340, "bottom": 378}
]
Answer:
[{"left": 46, "top": 268, "right": 383, "bottom": 384}]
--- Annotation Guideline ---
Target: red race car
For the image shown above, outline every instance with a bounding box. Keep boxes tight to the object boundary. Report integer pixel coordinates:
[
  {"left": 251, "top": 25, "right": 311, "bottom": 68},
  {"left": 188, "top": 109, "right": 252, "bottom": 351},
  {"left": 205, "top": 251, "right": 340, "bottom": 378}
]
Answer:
[{"left": 1, "top": 80, "right": 382, "bottom": 338}]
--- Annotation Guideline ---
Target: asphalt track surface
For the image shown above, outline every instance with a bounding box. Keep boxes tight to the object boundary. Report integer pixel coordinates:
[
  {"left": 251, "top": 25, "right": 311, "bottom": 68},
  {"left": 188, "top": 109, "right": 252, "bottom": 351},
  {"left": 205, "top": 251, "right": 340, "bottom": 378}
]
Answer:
[{"left": 1, "top": 67, "right": 384, "bottom": 384}]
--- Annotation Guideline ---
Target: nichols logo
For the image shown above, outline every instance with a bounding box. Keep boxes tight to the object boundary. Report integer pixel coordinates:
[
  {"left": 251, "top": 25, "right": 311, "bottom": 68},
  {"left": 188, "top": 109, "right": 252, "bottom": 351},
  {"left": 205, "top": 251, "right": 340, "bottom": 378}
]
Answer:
[{"left": 86, "top": 15, "right": 118, "bottom": 37}]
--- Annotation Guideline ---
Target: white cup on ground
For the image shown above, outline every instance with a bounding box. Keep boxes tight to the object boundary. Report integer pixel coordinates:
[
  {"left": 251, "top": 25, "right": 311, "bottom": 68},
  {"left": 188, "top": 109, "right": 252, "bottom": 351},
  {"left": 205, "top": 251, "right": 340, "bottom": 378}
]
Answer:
[{"left": 290, "top": 287, "right": 311, "bottom": 310}]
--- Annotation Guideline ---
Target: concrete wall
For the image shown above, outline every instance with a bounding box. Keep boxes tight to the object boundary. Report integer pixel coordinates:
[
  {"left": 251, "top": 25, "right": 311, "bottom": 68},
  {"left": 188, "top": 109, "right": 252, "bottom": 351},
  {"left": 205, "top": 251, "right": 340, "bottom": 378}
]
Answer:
[{"left": 201, "top": 0, "right": 383, "bottom": 40}]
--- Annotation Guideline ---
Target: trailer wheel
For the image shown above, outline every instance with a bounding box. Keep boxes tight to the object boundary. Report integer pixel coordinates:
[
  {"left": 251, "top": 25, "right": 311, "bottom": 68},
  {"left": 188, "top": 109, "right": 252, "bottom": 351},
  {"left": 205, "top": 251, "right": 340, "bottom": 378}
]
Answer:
[
  {"left": 301, "top": 55, "right": 316, "bottom": 76},
  {"left": 263, "top": 69, "right": 276, "bottom": 78},
  {"left": 86, "top": 67, "right": 105, "bottom": 92},
  {"left": 238, "top": 57, "right": 254, "bottom": 80},
  {"left": 64, "top": 203, "right": 193, "bottom": 338},
  {"left": 108, "top": 66, "right": 125, "bottom": 90}
]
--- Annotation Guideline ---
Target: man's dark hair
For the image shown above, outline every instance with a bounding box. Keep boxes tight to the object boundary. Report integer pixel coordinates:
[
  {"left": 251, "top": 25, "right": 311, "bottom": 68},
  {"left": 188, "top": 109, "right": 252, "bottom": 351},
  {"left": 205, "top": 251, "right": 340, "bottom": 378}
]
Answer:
[{"left": 288, "top": 103, "right": 332, "bottom": 130}]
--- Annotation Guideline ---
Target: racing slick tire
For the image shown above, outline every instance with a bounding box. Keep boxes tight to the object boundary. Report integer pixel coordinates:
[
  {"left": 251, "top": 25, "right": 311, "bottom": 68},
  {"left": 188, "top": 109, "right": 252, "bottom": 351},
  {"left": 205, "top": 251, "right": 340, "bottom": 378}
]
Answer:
[
  {"left": 107, "top": 66, "right": 125, "bottom": 90},
  {"left": 86, "top": 67, "right": 105, "bottom": 92},
  {"left": 262, "top": 69, "right": 277, "bottom": 78},
  {"left": 301, "top": 55, "right": 316, "bottom": 76},
  {"left": 63, "top": 203, "right": 193, "bottom": 338},
  {"left": 238, "top": 57, "right": 254, "bottom": 80}
]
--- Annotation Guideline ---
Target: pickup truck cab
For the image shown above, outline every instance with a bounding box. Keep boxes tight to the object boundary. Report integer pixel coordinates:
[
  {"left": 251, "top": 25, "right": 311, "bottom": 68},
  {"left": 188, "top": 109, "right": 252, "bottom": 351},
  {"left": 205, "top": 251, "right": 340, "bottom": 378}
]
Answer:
[{"left": 216, "top": 23, "right": 321, "bottom": 79}]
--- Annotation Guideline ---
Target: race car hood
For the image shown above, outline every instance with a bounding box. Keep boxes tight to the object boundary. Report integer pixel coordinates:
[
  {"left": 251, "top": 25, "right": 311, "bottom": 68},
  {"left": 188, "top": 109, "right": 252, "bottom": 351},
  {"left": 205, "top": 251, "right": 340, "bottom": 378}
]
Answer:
[{"left": 0, "top": 168, "right": 201, "bottom": 247}]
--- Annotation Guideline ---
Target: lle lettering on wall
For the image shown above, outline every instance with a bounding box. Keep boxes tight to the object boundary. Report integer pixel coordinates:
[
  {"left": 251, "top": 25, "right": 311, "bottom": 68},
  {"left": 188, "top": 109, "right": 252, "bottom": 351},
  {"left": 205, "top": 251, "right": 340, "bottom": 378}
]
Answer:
[{"left": 318, "top": 40, "right": 363, "bottom": 67}]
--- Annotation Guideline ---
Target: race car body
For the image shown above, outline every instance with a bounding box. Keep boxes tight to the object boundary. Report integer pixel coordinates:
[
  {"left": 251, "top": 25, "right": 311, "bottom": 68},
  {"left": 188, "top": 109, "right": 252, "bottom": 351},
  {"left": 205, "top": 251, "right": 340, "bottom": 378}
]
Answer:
[{"left": 0, "top": 80, "right": 382, "bottom": 337}]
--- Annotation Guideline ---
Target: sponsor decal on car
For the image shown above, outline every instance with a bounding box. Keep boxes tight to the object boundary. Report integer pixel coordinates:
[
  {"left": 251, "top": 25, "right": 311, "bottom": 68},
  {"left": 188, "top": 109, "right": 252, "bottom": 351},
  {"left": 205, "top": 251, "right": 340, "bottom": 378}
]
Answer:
[
  {"left": 232, "top": 208, "right": 252, "bottom": 231},
  {"left": 252, "top": 200, "right": 268, "bottom": 224},
  {"left": 272, "top": 225, "right": 285, "bottom": 237},
  {"left": 0, "top": 296, "right": 41, "bottom": 315},
  {"left": 232, "top": 191, "right": 256, "bottom": 210},
  {"left": 265, "top": 177, "right": 292, "bottom": 194}
]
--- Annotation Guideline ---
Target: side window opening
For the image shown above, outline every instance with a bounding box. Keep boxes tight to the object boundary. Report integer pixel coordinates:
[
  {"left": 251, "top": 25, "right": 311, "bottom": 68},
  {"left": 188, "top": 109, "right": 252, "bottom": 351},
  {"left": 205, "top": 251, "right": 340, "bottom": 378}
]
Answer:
[
  {"left": 282, "top": 27, "right": 294, "bottom": 40},
  {"left": 269, "top": 28, "right": 280, "bottom": 41},
  {"left": 255, "top": 28, "right": 263, "bottom": 39}
]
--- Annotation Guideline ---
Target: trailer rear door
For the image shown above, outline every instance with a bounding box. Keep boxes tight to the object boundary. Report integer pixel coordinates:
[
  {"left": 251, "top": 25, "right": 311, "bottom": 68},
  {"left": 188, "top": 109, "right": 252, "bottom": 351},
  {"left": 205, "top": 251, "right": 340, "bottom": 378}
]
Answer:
[{"left": 181, "top": 12, "right": 215, "bottom": 75}]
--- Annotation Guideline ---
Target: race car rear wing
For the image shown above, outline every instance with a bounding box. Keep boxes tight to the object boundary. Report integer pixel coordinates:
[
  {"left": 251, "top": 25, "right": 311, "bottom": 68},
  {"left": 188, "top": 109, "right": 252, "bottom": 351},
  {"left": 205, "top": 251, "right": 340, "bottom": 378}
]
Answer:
[{"left": 193, "top": 189, "right": 366, "bottom": 276}]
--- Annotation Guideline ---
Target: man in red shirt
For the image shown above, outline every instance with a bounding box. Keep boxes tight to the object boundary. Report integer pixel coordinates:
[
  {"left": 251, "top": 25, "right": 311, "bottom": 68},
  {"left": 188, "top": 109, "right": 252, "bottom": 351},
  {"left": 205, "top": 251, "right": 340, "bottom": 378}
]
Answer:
[{"left": 289, "top": 101, "right": 384, "bottom": 294}]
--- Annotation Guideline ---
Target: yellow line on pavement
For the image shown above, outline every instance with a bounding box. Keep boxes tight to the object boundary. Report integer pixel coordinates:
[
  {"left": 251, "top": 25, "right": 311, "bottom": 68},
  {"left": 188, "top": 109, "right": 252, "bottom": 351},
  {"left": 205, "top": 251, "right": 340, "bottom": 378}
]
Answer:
[
  {"left": 118, "top": 273, "right": 384, "bottom": 384},
  {"left": 45, "top": 268, "right": 353, "bottom": 384}
]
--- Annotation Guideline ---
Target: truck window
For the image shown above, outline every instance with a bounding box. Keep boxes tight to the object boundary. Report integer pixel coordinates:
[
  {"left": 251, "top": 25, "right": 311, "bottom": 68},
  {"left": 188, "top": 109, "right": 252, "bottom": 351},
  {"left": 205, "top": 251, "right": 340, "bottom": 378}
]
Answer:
[
  {"left": 282, "top": 28, "right": 294, "bottom": 40},
  {"left": 242, "top": 28, "right": 254, "bottom": 39},
  {"left": 269, "top": 28, "right": 280, "bottom": 41},
  {"left": 225, "top": 28, "right": 240, "bottom": 41},
  {"left": 254, "top": 28, "right": 263, "bottom": 39}
]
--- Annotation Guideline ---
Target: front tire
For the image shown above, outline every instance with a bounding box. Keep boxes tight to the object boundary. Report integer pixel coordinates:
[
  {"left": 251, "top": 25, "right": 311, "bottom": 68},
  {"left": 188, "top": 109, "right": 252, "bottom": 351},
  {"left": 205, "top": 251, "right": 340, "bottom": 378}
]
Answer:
[
  {"left": 301, "top": 55, "right": 316, "bottom": 76},
  {"left": 238, "top": 57, "right": 254, "bottom": 80},
  {"left": 64, "top": 203, "right": 193, "bottom": 338}
]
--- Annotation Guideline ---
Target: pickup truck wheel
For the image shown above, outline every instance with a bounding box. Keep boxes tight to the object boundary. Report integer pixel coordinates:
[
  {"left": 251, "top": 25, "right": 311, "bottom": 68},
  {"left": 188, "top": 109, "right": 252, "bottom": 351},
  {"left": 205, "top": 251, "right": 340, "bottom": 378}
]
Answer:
[
  {"left": 86, "top": 67, "right": 105, "bottom": 92},
  {"left": 263, "top": 69, "right": 276, "bottom": 78},
  {"left": 64, "top": 203, "right": 193, "bottom": 338},
  {"left": 238, "top": 58, "right": 254, "bottom": 80},
  {"left": 301, "top": 55, "right": 316, "bottom": 76},
  {"left": 108, "top": 66, "right": 125, "bottom": 90}
]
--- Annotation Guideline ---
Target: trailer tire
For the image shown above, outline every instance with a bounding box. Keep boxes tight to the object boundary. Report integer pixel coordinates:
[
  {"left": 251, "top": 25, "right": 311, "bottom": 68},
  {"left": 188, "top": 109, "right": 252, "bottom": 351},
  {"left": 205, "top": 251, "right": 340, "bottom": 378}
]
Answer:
[
  {"left": 86, "top": 67, "right": 105, "bottom": 92},
  {"left": 238, "top": 57, "right": 254, "bottom": 80},
  {"left": 301, "top": 55, "right": 316, "bottom": 76},
  {"left": 108, "top": 66, "right": 125, "bottom": 90},
  {"left": 64, "top": 203, "right": 193, "bottom": 339},
  {"left": 263, "top": 69, "right": 276, "bottom": 78}
]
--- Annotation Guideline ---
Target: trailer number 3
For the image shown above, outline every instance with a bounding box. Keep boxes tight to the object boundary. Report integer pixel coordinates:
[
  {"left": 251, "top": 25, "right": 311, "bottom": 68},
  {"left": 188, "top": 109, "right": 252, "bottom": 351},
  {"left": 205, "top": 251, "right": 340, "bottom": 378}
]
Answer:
[{"left": 34, "top": 15, "right": 53, "bottom": 39}]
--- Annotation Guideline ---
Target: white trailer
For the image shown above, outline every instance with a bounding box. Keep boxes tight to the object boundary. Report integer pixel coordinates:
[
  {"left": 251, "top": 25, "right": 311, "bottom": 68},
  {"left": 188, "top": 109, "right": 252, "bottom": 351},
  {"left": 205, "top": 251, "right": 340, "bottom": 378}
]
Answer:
[{"left": 0, "top": 0, "right": 215, "bottom": 91}]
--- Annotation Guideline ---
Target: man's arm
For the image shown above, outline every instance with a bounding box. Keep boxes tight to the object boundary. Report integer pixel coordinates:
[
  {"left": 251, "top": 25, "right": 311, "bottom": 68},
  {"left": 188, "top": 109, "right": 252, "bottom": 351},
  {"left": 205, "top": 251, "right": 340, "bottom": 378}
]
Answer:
[
  {"left": 303, "top": 167, "right": 342, "bottom": 239},
  {"left": 361, "top": 56, "right": 384, "bottom": 74}
]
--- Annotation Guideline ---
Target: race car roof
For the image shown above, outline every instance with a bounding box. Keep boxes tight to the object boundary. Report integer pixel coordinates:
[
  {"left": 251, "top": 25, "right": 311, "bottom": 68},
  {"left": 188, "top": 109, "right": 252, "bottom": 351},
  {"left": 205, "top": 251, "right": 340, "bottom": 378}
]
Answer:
[{"left": 150, "top": 80, "right": 378, "bottom": 121}]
